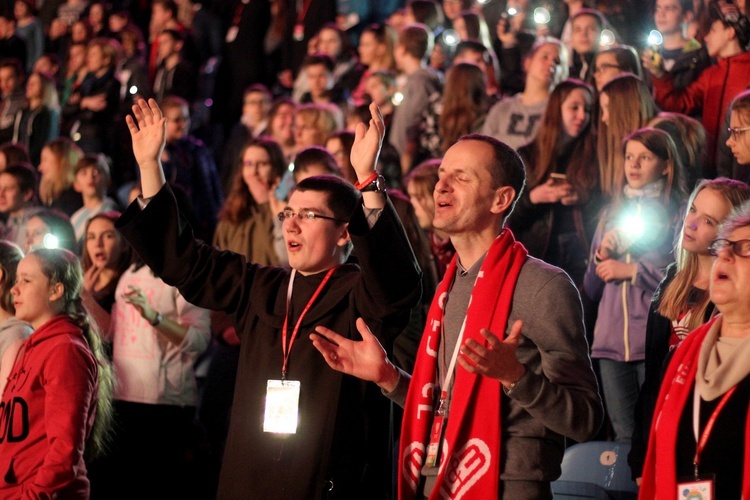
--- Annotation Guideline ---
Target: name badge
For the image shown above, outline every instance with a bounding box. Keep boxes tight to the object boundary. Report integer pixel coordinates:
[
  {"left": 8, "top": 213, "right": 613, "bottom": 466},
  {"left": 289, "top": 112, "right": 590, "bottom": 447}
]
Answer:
[
  {"left": 677, "top": 476, "right": 714, "bottom": 500},
  {"left": 263, "top": 379, "right": 301, "bottom": 434},
  {"left": 293, "top": 24, "right": 305, "bottom": 41},
  {"left": 424, "top": 414, "right": 444, "bottom": 467},
  {"left": 225, "top": 26, "right": 238, "bottom": 43}
]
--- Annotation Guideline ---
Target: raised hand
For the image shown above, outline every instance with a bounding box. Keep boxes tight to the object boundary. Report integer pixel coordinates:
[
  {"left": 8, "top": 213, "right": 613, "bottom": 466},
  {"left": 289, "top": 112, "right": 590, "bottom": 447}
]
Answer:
[
  {"left": 595, "top": 259, "right": 636, "bottom": 283},
  {"left": 459, "top": 320, "right": 527, "bottom": 388},
  {"left": 310, "top": 318, "right": 400, "bottom": 392},
  {"left": 125, "top": 98, "right": 168, "bottom": 198},
  {"left": 350, "top": 102, "right": 385, "bottom": 181},
  {"left": 82, "top": 264, "right": 103, "bottom": 293}
]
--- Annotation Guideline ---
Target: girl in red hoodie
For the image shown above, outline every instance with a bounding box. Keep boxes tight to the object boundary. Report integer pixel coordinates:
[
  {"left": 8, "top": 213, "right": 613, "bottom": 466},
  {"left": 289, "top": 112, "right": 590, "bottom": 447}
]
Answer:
[{"left": 0, "top": 248, "right": 113, "bottom": 499}]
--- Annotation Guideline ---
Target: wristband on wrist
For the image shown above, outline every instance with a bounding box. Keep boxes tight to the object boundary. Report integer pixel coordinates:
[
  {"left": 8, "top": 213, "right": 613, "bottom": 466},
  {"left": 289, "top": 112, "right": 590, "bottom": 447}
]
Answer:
[
  {"left": 354, "top": 172, "right": 379, "bottom": 190},
  {"left": 149, "top": 312, "right": 163, "bottom": 327}
]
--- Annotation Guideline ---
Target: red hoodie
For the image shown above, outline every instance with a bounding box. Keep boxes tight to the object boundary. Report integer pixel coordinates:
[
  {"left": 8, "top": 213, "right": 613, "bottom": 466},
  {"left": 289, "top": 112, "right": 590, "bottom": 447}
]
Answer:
[
  {"left": 652, "top": 50, "right": 750, "bottom": 177},
  {"left": 0, "top": 315, "right": 98, "bottom": 499}
]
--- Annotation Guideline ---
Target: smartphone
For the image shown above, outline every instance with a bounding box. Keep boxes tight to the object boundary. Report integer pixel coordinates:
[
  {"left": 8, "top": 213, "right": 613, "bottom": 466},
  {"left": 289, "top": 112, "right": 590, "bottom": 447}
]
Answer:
[
  {"left": 274, "top": 167, "right": 296, "bottom": 202},
  {"left": 549, "top": 173, "right": 567, "bottom": 185}
]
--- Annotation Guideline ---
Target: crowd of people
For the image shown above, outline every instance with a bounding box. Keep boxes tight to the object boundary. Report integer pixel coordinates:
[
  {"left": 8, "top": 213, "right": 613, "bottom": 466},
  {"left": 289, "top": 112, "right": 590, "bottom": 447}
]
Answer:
[{"left": 1, "top": 0, "right": 750, "bottom": 498}]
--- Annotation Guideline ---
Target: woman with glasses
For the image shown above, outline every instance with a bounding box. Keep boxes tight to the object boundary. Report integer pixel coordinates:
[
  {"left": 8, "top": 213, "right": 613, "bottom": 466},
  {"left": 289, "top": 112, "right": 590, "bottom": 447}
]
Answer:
[
  {"left": 629, "top": 178, "right": 750, "bottom": 484},
  {"left": 592, "top": 45, "right": 642, "bottom": 92},
  {"left": 726, "top": 89, "right": 750, "bottom": 167},
  {"left": 640, "top": 198, "right": 750, "bottom": 499}
]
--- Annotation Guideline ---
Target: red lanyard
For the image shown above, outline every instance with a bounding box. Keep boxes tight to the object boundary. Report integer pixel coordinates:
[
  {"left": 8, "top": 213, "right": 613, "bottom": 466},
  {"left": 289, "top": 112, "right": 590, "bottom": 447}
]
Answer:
[
  {"left": 231, "top": 0, "right": 247, "bottom": 27},
  {"left": 692, "top": 385, "right": 737, "bottom": 477},
  {"left": 296, "top": 0, "right": 313, "bottom": 24},
  {"left": 282, "top": 267, "right": 336, "bottom": 379}
]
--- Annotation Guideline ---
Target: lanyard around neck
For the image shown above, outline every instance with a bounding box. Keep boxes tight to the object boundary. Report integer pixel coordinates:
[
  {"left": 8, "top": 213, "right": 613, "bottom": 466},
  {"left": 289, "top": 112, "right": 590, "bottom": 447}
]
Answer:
[
  {"left": 692, "top": 381, "right": 737, "bottom": 477},
  {"left": 282, "top": 267, "right": 336, "bottom": 379}
]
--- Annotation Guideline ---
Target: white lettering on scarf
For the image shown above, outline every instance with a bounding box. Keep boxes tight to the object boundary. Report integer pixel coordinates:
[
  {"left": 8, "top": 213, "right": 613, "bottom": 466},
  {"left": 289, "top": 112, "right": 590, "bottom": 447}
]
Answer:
[
  {"left": 440, "top": 438, "right": 491, "bottom": 499},
  {"left": 403, "top": 441, "right": 426, "bottom": 491}
]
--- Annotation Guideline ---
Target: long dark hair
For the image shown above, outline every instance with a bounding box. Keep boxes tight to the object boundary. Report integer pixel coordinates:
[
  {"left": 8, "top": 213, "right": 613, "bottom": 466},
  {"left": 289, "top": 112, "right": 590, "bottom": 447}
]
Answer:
[
  {"left": 219, "top": 137, "right": 287, "bottom": 224},
  {"left": 524, "top": 79, "right": 598, "bottom": 191}
]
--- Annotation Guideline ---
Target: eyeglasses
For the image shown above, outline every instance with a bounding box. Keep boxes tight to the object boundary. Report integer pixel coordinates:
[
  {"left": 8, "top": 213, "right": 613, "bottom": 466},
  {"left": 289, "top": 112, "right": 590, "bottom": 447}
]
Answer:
[
  {"left": 708, "top": 238, "right": 750, "bottom": 257},
  {"left": 727, "top": 126, "right": 750, "bottom": 141},
  {"left": 243, "top": 160, "right": 271, "bottom": 168},
  {"left": 593, "top": 63, "right": 621, "bottom": 75},
  {"left": 278, "top": 210, "right": 347, "bottom": 223}
]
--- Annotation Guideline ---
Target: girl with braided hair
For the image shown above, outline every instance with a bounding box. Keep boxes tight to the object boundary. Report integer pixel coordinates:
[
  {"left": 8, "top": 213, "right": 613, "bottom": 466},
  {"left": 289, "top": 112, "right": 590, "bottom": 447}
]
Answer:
[{"left": 0, "top": 247, "right": 114, "bottom": 498}]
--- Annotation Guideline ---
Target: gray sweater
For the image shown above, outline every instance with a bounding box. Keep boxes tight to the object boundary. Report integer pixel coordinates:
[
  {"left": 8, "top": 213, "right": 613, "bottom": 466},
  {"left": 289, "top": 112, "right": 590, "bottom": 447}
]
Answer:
[{"left": 389, "top": 256, "right": 603, "bottom": 494}]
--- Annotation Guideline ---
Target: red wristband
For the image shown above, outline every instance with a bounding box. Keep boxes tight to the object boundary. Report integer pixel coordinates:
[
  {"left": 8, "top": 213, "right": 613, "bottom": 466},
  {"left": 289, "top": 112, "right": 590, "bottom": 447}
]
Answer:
[{"left": 354, "top": 172, "right": 378, "bottom": 191}]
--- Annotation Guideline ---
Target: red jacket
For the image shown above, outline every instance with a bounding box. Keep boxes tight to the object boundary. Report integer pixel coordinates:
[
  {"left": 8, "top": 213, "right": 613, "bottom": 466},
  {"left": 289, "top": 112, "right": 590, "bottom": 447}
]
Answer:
[
  {"left": 0, "top": 315, "right": 98, "bottom": 499},
  {"left": 652, "top": 50, "right": 750, "bottom": 177}
]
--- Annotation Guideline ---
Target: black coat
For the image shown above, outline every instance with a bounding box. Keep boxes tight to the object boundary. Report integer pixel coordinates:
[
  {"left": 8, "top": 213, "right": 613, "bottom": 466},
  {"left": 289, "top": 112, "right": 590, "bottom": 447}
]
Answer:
[{"left": 117, "top": 185, "right": 422, "bottom": 500}]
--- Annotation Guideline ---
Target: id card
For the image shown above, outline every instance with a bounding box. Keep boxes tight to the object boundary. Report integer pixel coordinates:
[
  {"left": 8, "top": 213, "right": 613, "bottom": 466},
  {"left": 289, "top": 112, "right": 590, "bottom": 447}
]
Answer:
[
  {"left": 424, "top": 414, "right": 444, "bottom": 467},
  {"left": 263, "top": 380, "right": 300, "bottom": 434},
  {"left": 293, "top": 24, "right": 305, "bottom": 41},
  {"left": 677, "top": 477, "right": 714, "bottom": 500},
  {"left": 225, "top": 26, "right": 238, "bottom": 43}
]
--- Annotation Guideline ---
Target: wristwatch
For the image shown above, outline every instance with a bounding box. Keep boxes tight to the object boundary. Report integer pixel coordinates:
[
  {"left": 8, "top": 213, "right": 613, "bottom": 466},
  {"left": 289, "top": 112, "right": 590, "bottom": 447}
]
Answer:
[
  {"left": 149, "top": 312, "right": 163, "bottom": 327},
  {"left": 359, "top": 174, "right": 387, "bottom": 193}
]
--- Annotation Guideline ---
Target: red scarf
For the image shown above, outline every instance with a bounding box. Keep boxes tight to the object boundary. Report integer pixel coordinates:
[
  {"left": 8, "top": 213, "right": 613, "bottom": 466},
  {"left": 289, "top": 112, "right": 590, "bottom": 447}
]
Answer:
[
  {"left": 639, "top": 316, "right": 750, "bottom": 499},
  {"left": 398, "top": 229, "right": 527, "bottom": 499}
]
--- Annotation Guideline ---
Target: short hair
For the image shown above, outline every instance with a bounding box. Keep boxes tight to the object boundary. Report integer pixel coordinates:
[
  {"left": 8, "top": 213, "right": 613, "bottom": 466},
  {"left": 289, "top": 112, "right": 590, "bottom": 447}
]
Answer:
[
  {"left": 454, "top": 40, "right": 492, "bottom": 65},
  {"left": 719, "top": 199, "right": 750, "bottom": 240},
  {"left": 398, "top": 23, "right": 434, "bottom": 61},
  {"left": 74, "top": 154, "right": 112, "bottom": 184},
  {"left": 571, "top": 8, "right": 606, "bottom": 31},
  {"left": 1, "top": 142, "right": 31, "bottom": 166},
  {"left": 293, "top": 146, "right": 342, "bottom": 177},
  {"left": 0, "top": 58, "right": 23, "bottom": 80},
  {"left": 152, "top": 0, "right": 178, "bottom": 18},
  {"left": 0, "top": 241, "right": 24, "bottom": 314},
  {"left": 710, "top": 2, "right": 750, "bottom": 49},
  {"left": 244, "top": 84, "right": 272, "bottom": 102},
  {"left": 292, "top": 174, "right": 359, "bottom": 220},
  {"left": 159, "top": 28, "right": 185, "bottom": 43},
  {"left": 2, "top": 163, "right": 38, "bottom": 198},
  {"left": 597, "top": 45, "right": 642, "bottom": 79},
  {"left": 87, "top": 37, "right": 122, "bottom": 70},
  {"left": 457, "top": 134, "right": 526, "bottom": 221},
  {"left": 407, "top": 0, "right": 444, "bottom": 32},
  {"left": 296, "top": 103, "right": 341, "bottom": 139},
  {"left": 268, "top": 97, "right": 297, "bottom": 120},
  {"left": 302, "top": 52, "right": 336, "bottom": 73},
  {"left": 367, "top": 69, "right": 397, "bottom": 89},
  {"left": 160, "top": 95, "right": 190, "bottom": 115}
]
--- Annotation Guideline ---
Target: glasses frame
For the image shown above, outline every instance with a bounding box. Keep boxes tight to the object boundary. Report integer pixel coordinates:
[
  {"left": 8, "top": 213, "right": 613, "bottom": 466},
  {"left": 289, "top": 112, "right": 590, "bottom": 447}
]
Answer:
[
  {"left": 593, "top": 63, "right": 621, "bottom": 75},
  {"left": 708, "top": 238, "right": 750, "bottom": 258},
  {"left": 278, "top": 210, "right": 347, "bottom": 223},
  {"left": 727, "top": 126, "right": 750, "bottom": 141}
]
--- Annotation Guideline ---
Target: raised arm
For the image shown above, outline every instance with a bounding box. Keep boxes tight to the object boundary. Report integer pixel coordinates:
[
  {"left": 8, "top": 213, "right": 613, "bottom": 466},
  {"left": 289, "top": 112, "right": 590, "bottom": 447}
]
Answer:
[
  {"left": 351, "top": 102, "right": 386, "bottom": 210},
  {"left": 125, "top": 98, "right": 168, "bottom": 198}
]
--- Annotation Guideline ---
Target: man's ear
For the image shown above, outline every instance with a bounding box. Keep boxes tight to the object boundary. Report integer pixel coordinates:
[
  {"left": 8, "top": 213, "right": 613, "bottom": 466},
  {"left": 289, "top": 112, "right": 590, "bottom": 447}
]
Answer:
[
  {"left": 490, "top": 185, "right": 516, "bottom": 216},
  {"left": 336, "top": 223, "right": 351, "bottom": 249},
  {"left": 22, "top": 188, "right": 34, "bottom": 203}
]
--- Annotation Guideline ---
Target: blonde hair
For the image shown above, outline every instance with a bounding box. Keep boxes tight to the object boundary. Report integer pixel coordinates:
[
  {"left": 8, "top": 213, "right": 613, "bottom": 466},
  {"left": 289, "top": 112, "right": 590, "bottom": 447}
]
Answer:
[
  {"left": 657, "top": 178, "right": 750, "bottom": 327},
  {"left": 39, "top": 138, "right": 84, "bottom": 206}
]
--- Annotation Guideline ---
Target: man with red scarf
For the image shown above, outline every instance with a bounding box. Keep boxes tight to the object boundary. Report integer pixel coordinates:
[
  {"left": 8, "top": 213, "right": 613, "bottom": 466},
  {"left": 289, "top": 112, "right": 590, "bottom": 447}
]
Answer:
[{"left": 312, "top": 133, "right": 603, "bottom": 499}]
